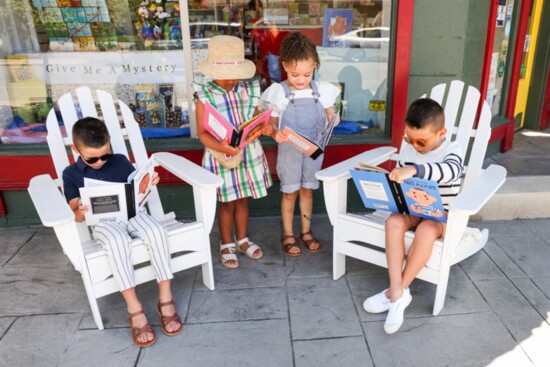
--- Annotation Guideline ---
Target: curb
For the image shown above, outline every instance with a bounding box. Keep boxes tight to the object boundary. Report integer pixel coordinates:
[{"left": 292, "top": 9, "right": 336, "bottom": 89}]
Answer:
[{"left": 474, "top": 176, "right": 550, "bottom": 221}]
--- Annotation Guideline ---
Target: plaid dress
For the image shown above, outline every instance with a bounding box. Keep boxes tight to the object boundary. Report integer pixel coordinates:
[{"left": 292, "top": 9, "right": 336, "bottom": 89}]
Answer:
[{"left": 194, "top": 79, "right": 272, "bottom": 202}]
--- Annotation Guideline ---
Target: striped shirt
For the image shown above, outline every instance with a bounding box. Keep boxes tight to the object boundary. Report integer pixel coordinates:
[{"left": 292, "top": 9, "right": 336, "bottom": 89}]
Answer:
[
  {"left": 194, "top": 79, "right": 272, "bottom": 202},
  {"left": 398, "top": 139, "right": 464, "bottom": 208}
]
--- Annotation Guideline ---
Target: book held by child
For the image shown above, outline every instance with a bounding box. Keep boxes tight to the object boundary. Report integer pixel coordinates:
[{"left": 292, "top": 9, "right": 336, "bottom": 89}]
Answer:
[
  {"left": 282, "top": 114, "right": 338, "bottom": 160},
  {"left": 350, "top": 162, "right": 446, "bottom": 223},
  {"left": 203, "top": 100, "right": 272, "bottom": 148},
  {"left": 79, "top": 156, "right": 156, "bottom": 225}
]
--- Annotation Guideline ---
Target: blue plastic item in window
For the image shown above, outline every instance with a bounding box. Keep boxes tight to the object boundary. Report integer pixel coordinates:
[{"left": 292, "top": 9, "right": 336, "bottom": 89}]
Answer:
[
  {"left": 140, "top": 127, "right": 190, "bottom": 139},
  {"left": 333, "top": 120, "right": 363, "bottom": 134}
]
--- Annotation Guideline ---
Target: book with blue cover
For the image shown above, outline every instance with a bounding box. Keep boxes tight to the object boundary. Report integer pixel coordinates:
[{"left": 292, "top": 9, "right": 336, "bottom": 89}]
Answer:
[{"left": 350, "top": 163, "right": 446, "bottom": 223}]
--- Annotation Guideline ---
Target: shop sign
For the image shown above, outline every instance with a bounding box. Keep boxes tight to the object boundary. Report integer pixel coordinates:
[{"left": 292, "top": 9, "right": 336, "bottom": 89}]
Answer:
[
  {"left": 369, "top": 100, "right": 385, "bottom": 111},
  {"left": 41, "top": 51, "right": 186, "bottom": 85}
]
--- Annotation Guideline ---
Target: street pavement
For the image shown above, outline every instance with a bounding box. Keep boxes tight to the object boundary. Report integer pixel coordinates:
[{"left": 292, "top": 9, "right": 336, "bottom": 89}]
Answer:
[
  {"left": 1, "top": 128, "right": 549, "bottom": 366},
  {"left": 1, "top": 214, "right": 549, "bottom": 367}
]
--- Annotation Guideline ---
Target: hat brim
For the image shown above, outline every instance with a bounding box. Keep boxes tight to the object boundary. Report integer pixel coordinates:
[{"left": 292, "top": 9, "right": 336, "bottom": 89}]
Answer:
[{"left": 198, "top": 59, "right": 256, "bottom": 80}]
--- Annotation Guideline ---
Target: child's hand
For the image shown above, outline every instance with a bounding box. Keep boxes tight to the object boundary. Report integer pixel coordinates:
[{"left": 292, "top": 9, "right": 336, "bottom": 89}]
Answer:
[
  {"left": 326, "top": 107, "right": 340, "bottom": 126},
  {"left": 389, "top": 166, "right": 416, "bottom": 184},
  {"left": 274, "top": 130, "right": 290, "bottom": 143},
  {"left": 219, "top": 139, "right": 241, "bottom": 156},
  {"left": 72, "top": 198, "right": 89, "bottom": 223},
  {"left": 151, "top": 171, "right": 160, "bottom": 186},
  {"left": 261, "top": 124, "right": 274, "bottom": 137},
  {"left": 78, "top": 199, "right": 89, "bottom": 215}
]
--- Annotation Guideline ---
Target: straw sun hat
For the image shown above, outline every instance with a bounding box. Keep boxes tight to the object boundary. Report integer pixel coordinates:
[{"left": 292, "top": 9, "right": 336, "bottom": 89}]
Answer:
[{"left": 198, "top": 35, "right": 256, "bottom": 80}]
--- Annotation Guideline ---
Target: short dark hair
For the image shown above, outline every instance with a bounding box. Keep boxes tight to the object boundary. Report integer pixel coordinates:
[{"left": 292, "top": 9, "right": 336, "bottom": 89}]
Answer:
[
  {"left": 405, "top": 98, "right": 445, "bottom": 130},
  {"left": 279, "top": 32, "right": 320, "bottom": 73},
  {"left": 72, "top": 117, "right": 110, "bottom": 148}
]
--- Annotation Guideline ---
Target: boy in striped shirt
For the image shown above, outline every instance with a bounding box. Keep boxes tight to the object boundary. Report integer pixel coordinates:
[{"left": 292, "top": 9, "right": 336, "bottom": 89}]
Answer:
[{"left": 363, "top": 98, "right": 464, "bottom": 334}]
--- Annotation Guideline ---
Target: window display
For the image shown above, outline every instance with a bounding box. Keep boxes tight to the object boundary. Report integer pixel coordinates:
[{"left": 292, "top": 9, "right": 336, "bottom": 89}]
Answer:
[{"left": 0, "top": 0, "right": 393, "bottom": 144}]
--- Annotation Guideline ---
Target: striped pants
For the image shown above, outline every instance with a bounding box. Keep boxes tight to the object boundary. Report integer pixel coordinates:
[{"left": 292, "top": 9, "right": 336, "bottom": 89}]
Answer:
[{"left": 92, "top": 212, "right": 173, "bottom": 291}]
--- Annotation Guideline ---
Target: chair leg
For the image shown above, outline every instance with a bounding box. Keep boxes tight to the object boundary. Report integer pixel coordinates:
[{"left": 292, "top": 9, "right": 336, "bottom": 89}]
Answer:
[
  {"left": 82, "top": 278, "right": 104, "bottom": 330},
  {"left": 333, "top": 244, "right": 346, "bottom": 280},
  {"left": 201, "top": 260, "right": 215, "bottom": 291},
  {"left": 432, "top": 265, "right": 451, "bottom": 316}
]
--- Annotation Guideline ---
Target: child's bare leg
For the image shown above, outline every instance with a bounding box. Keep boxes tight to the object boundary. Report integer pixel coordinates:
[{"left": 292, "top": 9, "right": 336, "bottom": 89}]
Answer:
[
  {"left": 281, "top": 191, "right": 300, "bottom": 255},
  {"left": 298, "top": 188, "right": 320, "bottom": 251},
  {"left": 158, "top": 280, "right": 182, "bottom": 333},
  {"left": 234, "top": 197, "right": 261, "bottom": 257},
  {"left": 401, "top": 220, "right": 443, "bottom": 288},
  {"left": 385, "top": 214, "right": 414, "bottom": 301},
  {"left": 218, "top": 201, "right": 237, "bottom": 267},
  {"left": 234, "top": 197, "right": 249, "bottom": 240},
  {"left": 122, "top": 288, "right": 154, "bottom": 344}
]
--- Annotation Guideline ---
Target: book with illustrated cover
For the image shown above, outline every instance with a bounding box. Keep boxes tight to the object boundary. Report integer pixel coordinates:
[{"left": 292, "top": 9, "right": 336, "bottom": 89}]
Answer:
[
  {"left": 282, "top": 114, "right": 338, "bottom": 160},
  {"left": 79, "top": 156, "right": 155, "bottom": 225},
  {"left": 350, "top": 163, "right": 446, "bottom": 222},
  {"left": 203, "top": 101, "right": 272, "bottom": 149}
]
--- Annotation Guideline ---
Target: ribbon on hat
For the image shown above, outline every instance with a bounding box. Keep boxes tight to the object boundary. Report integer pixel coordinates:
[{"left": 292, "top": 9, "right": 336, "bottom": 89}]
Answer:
[{"left": 212, "top": 60, "right": 245, "bottom": 65}]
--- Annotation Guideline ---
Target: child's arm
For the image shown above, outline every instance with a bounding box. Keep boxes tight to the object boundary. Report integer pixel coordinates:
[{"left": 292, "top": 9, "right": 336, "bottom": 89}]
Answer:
[
  {"left": 68, "top": 197, "right": 89, "bottom": 223},
  {"left": 325, "top": 106, "right": 340, "bottom": 126},
  {"left": 269, "top": 116, "right": 291, "bottom": 143},
  {"left": 196, "top": 99, "right": 241, "bottom": 156}
]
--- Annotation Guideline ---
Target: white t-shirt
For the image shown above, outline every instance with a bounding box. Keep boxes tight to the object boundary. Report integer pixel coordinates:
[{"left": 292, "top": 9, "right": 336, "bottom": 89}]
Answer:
[{"left": 260, "top": 81, "right": 340, "bottom": 118}]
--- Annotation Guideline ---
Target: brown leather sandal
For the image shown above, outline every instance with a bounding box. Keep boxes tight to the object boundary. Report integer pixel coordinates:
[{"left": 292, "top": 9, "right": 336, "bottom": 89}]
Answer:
[
  {"left": 129, "top": 310, "right": 156, "bottom": 348},
  {"left": 281, "top": 235, "right": 302, "bottom": 256},
  {"left": 300, "top": 231, "right": 322, "bottom": 253},
  {"left": 157, "top": 300, "right": 183, "bottom": 336}
]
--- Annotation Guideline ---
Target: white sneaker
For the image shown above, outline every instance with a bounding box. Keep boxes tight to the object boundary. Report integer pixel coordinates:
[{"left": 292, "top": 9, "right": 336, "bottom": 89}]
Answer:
[
  {"left": 363, "top": 289, "right": 391, "bottom": 313},
  {"left": 384, "top": 288, "right": 412, "bottom": 334}
]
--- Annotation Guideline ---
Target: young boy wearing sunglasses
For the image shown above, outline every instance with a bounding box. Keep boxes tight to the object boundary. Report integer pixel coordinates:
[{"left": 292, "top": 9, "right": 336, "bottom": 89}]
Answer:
[
  {"left": 62, "top": 117, "right": 183, "bottom": 347},
  {"left": 362, "top": 98, "right": 464, "bottom": 334}
]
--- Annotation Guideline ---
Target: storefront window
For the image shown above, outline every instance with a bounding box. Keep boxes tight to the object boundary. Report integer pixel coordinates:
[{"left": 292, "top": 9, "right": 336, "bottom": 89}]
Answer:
[
  {"left": 0, "top": 0, "right": 191, "bottom": 144},
  {"left": 487, "top": 0, "right": 516, "bottom": 116},
  {"left": 189, "top": 0, "right": 393, "bottom": 138},
  {"left": 0, "top": 0, "right": 394, "bottom": 144}
]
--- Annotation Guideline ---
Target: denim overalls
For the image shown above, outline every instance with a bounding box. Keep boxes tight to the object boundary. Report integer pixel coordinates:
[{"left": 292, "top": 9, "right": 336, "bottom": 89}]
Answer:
[{"left": 276, "top": 80, "right": 326, "bottom": 193}]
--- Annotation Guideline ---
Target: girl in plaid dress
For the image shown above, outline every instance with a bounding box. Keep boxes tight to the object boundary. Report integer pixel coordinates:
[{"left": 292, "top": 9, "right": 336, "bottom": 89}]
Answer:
[{"left": 194, "top": 36, "right": 273, "bottom": 269}]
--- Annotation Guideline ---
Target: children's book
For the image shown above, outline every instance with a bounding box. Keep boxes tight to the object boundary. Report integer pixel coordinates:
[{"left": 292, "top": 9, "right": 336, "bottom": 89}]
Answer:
[
  {"left": 79, "top": 156, "right": 156, "bottom": 225},
  {"left": 350, "top": 163, "right": 447, "bottom": 223},
  {"left": 282, "top": 114, "right": 338, "bottom": 160},
  {"left": 203, "top": 101, "right": 272, "bottom": 149}
]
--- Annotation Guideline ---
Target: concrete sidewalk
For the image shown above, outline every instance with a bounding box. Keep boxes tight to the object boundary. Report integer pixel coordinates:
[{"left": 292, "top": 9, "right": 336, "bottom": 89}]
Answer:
[
  {"left": 479, "top": 129, "right": 550, "bottom": 220},
  {"left": 1, "top": 215, "right": 549, "bottom": 367}
]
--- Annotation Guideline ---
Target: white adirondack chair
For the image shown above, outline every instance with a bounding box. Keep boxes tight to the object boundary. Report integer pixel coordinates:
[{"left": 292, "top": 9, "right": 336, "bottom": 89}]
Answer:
[
  {"left": 27, "top": 87, "right": 222, "bottom": 330},
  {"left": 316, "top": 80, "right": 507, "bottom": 315}
]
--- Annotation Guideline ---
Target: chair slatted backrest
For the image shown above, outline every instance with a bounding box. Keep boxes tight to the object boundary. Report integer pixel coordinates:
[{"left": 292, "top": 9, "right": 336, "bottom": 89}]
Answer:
[
  {"left": 407, "top": 80, "right": 492, "bottom": 188},
  {"left": 45, "top": 87, "right": 165, "bottom": 219}
]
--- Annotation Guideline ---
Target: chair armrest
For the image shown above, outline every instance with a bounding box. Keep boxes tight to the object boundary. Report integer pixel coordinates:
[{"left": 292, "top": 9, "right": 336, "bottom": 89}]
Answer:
[
  {"left": 449, "top": 164, "right": 507, "bottom": 215},
  {"left": 153, "top": 152, "right": 223, "bottom": 188},
  {"left": 315, "top": 146, "right": 396, "bottom": 224},
  {"left": 315, "top": 147, "right": 397, "bottom": 182},
  {"left": 28, "top": 174, "right": 75, "bottom": 227},
  {"left": 153, "top": 152, "right": 222, "bottom": 233}
]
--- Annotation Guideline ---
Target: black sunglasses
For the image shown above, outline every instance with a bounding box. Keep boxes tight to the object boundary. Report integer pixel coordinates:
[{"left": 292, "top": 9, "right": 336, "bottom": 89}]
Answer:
[{"left": 78, "top": 149, "right": 113, "bottom": 164}]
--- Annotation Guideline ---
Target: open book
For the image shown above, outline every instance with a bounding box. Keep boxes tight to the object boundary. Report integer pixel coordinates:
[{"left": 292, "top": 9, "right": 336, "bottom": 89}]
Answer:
[
  {"left": 79, "top": 156, "right": 156, "bottom": 225},
  {"left": 350, "top": 163, "right": 446, "bottom": 222},
  {"left": 203, "top": 101, "right": 272, "bottom": 149},
  {"left": 282, "top": 114, "right": 338, "bottom": 160}
]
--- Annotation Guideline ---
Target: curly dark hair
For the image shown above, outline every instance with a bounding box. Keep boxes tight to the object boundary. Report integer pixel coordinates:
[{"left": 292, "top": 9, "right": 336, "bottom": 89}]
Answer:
[
  {"left": 278, "top": 32, "right": 320, "bottom": 74},
  {"left": 405, "top": 98, "right": 445, "bottom": 130},
  {"left": 72, "top": 116, "right": 110, "bottom": 148}
]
